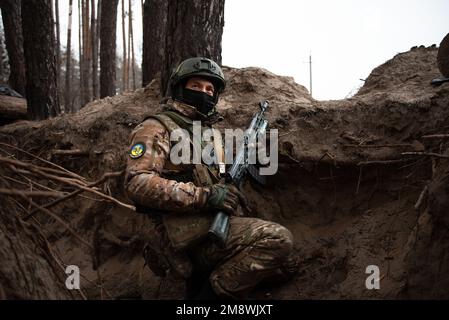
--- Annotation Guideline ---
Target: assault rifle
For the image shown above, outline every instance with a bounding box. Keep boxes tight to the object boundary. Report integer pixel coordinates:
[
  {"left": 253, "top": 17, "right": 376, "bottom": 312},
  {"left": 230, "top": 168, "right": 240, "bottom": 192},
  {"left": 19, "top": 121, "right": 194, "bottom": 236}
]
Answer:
[{"left": 208, "top": 100, "right": 270, "bottom": 246}]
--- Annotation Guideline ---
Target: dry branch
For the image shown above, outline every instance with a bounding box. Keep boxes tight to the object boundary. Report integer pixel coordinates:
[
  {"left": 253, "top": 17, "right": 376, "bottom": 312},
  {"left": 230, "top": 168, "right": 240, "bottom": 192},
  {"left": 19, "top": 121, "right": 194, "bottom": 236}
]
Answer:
[
  {"left": 20, "top": 195, "right": 93, "bottom": 250},
  {"left": 51, "top": 149, "right": 89, "bottom": 156},
  {"left": 0, "top": 156, "right": 134, "bottom": 211},
  {"left": 343, "top": 144, "right": 412, "bottom": 148},
  {"left": 421, "top": 134, "right": 449, "bottom": 139},
  {"left": 24, "top": 171, "right": 124, "bottom": 220},
  {"left": 0, "top": 188, "right": 65, "bottom": 198},
  {"left": 357, "top": 159, "right": 411, "bottom": 166},
  {"left": 0, "top": 142, "right": 87, "bottom": 182},
  {"left": 402, "top": 152, "right": 449, "bottom": 159},
  {"left": 0, "top": 156, "right": 87, "bottom": 186},
  {"left": 414, "top": 185, "right": 429, "bottom": 211}
]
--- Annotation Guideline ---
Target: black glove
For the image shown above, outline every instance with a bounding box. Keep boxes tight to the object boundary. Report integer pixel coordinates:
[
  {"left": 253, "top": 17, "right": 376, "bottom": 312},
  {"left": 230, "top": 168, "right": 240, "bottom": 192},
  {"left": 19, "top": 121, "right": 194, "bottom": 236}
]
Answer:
[{"left": 206, "top": 184, "right": 245, "bottom": 215}]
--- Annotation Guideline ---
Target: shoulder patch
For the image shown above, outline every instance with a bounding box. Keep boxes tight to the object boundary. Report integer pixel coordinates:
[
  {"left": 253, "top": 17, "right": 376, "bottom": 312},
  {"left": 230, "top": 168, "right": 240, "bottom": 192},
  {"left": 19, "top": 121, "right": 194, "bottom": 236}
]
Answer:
[{"left": 129, "top": 142, "right": 146, "bottom": 159}]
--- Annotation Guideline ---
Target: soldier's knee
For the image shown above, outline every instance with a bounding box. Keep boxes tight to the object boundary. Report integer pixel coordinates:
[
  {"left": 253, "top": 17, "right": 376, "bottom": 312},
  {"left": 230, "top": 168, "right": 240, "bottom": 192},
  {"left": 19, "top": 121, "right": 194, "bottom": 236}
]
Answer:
[
  {"left": 260, "top": 224, "right": 299, "bottom": 278},
  {"left": 277, "top": 224, "right": 294, "bottom": 245},
  {"left": 257, "top": 222, "right": 294, "bottom": 256},
  {"left": 275, "top": 225, "right": 294, "bottom": 257}
]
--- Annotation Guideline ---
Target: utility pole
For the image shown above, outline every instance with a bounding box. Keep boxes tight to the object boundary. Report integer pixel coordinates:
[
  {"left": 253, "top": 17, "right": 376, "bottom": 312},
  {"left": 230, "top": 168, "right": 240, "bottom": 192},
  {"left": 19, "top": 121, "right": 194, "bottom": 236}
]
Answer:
[{"left": 309, "top": 52, "right": 313, "bottom": 97}]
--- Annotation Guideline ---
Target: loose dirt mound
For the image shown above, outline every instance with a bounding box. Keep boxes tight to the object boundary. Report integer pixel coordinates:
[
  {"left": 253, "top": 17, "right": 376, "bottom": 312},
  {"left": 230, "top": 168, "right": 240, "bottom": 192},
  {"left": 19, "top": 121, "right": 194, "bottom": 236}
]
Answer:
[{"left": 1, "top": 46, "right": 448, "bottom": 299}]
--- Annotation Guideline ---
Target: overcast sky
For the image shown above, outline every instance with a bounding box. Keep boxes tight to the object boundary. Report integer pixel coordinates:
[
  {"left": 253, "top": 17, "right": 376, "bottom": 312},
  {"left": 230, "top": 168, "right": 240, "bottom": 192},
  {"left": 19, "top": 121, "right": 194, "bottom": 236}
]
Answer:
[{"left": 58, "top": 0, "right": 449, "bottom": 100}]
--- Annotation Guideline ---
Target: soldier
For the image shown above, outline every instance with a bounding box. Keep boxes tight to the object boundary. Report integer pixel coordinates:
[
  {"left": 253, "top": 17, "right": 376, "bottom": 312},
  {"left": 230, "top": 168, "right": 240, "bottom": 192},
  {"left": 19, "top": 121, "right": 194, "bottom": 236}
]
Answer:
[{"left": 124, "top": 57, "right": 298, "bottom": 299}]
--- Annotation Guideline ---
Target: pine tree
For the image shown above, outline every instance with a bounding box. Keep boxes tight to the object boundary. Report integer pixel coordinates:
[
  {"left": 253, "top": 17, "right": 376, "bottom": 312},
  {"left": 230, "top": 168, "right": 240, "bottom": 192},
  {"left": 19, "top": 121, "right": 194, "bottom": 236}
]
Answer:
[
  {"left": 65, "top": 0, "right": 74, "bottom": 112},
  {"left": 91, "top": 0, "right": 98, "bottom": 99},
  {"left": 21, "top": 0, "right": 60, "bottom": 119},
  {"left": 0, "top": 0, "right": 26, "bottom": 96},
  {"left": 99, "top": 0, "right": 119, "bottom": 98},
  {"left": 142, "top": 0, "right": 225, "bottom": 95}
]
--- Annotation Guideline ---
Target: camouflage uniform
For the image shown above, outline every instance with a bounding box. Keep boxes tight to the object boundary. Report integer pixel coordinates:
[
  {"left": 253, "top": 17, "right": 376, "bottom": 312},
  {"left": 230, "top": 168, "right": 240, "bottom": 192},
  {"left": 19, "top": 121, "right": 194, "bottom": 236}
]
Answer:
[{"left": 124, "top": 99, "right": 298, "bottom": 299}]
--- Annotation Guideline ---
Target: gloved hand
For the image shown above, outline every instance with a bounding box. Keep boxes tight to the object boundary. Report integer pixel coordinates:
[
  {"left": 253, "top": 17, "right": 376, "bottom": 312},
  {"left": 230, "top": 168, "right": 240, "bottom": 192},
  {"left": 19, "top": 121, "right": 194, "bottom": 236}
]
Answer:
[{"left": 206, "top": 183, "right": 245, "bottom": 215}]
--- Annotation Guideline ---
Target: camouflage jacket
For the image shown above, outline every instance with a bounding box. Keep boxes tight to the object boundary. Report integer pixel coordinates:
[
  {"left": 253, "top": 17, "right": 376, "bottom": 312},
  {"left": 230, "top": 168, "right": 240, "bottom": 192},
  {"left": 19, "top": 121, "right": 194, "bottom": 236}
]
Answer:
[{"left": 124, "top": 100, "right": 223, "bottom": 249}]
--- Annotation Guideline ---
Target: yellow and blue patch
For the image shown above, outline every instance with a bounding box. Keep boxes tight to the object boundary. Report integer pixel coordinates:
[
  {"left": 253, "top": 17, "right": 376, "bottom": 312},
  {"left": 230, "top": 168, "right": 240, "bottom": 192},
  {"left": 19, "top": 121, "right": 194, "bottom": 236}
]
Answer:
[{"left": 129, "top": 142, "right": 146, "bottom": 159}]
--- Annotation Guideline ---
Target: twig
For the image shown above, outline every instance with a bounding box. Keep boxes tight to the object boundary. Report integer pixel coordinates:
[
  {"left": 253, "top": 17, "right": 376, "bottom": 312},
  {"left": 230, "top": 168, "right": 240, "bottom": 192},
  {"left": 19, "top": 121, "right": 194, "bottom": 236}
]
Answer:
[
  {"left": 282, "top": 153, "right": 301, "bottom": 164},
  {"left": 0, "top": 156, "right": 134, "bottom": 211},
  {"left": 343, "top": 144, "right": 412, "bottom": 148},
  {"left": 51, "top": 149, "right": 89, "bottom": 156},
  {"left": 0, "top": 188, "right": 66, "bottom": 198},
  {"left": 3, "top": 172, "right": 65, "bottom": 195},
  {"left": 21, "top": 174, "right": 65, "bottom": 193},
  {"left": 8, "top": 164, "right": 86, "bottom": 188},
  {"left": 10, "top": 196, "right": 30, "bottom": 213},
  {"left": 28, "top": 220, "right": 89, "bottom": 300},
  {"left": 37, "top": 167, "right": 88, "bottom": 185},
  {"left": 414, "top": 185, "right": 428, "bottom": 211},
  {"left": 0, "top": 156, "right": 87, "bottom": 186},
  {"left": 20, "top": 195, "right": 93, "bottom": 250},
  {"left": 279, "top": 129, "right": 300, "bottom": 138},
  {"left": 24, "top": 171, "right": 124, "bottom": 220},
  {"left": 0, "top": 174, "right": 31, "bottom": 188},
  {"left": 77, "top": 194, "right": 108, "bottom": 202},
  {"left": 356, "top": 166, "right": 362, "bottom": 195},
  {"left": 402, "top": 152, "right": 449, "bottom": 159},
  {"left": 38, "top": 172, "right": 134, "bottom": 211},
  {"left": 357, "top": 159, "right": 410, "bottom": 166},
  {"left": 0, "top": 142, "right": 87, "bottom": 182},
  {"left": 31, "top": 214, "right": 112, "bottom": 300},
  {"left": 421, "top": 134, "right": 449, "bottom": 139}
]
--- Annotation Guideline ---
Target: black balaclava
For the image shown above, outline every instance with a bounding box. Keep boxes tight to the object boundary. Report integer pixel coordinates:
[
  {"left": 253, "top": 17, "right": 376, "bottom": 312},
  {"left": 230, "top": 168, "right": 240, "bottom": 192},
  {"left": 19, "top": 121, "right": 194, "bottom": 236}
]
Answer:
[
  {"left": 172, "top": 78, "right": 219, "bottom": 118},
  {"left": 181, "top": 88, "right": 216, "bottom": 116}
]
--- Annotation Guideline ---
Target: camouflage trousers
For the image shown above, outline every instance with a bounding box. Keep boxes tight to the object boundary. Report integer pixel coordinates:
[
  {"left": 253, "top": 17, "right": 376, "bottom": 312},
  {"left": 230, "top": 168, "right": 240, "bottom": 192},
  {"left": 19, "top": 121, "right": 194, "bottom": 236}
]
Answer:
[{"left": 189, "top": 217, "right": 299, "bottom": 299}]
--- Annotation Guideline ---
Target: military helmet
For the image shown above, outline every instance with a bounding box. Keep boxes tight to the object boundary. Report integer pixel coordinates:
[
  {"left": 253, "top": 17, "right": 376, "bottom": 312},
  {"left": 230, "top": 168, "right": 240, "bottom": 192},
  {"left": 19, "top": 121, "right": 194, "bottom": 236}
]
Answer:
[{"left": 169, "top": 57, "right": 226, "bottom": 98}]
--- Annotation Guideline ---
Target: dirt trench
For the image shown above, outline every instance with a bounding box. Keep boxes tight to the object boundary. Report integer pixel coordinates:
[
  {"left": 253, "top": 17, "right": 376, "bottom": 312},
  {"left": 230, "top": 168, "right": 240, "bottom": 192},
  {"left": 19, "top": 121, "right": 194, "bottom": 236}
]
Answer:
[{"left": 0, "top": 45, "right": 449, "bottom": 299}]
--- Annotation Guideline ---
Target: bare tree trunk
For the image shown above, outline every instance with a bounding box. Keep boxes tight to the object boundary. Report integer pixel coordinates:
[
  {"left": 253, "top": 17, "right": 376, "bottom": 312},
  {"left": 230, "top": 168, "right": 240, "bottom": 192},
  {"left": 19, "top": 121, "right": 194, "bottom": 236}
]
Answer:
[
  {"left": 91, "top": 0, "right": 98, "bottom": 100},
  {"left": 129, "top": 0, "right": 135, "bottom": 90},
  {"left": 161, "top": 0, "right": 225, "bottom": 95},
  {"left": 81, "top": 0, "right": 91, "bottom": 107},
  {"left": 121, "top": 0, "right": 127, "bottom": 92},
  {"left": 21, "top": 0, "right": 60, "bottom": 120},
  {"left": 127, "top": 1, "right": 130, "bottom": 91},
  {"left": 0, "top": 28, "right": 5, "bottom": 83},
  {"left": 142, "top": 0, "right": 167, "bottom": 88},
  {"left": 99, "top": 0, "right": 119, "bottom": 98},
  {"left": 96, "top": 0, "right": 101, "bottom": 98},
  {"left": 140, "top": 0, "right": 143, "bottom": 35},
  {"left": 78, "top": 0, "right": 83, "bottom": 111},
  {"left": 65, "top": 0, "right": 73, "bottom": 112},
  {"left": 54, "top": 0, "right": 60, "bottom": 92},
  {"left": 71, "top": 51, "right": 77, "bottom": 108},
  {"left": 0, "top": 0, "right": 26, "bottom": 96}
]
